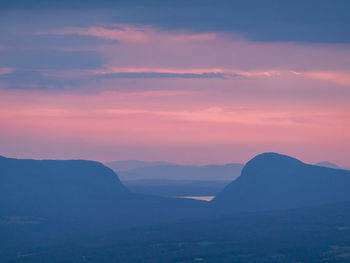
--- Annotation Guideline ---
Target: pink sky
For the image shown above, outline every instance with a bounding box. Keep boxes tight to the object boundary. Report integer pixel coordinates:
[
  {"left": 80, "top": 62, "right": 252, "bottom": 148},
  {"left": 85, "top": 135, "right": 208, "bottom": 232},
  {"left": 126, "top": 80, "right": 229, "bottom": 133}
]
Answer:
[{"left": 1, "top": 24, "right": 350, "bottom": 166}]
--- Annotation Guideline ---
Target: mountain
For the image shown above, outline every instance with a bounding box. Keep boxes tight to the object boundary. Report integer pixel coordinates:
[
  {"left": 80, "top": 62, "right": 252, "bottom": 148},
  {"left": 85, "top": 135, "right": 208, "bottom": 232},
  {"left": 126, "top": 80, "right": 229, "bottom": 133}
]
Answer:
[
  {"left": 213, "top": 153, "right": 350, "bottom": 212},
  {"left": 0, "top": 156, "right": 207, "bottom": 235},
  {"left": 110, "top": 163, "right": 244, "bottom": 181},
  {"left": 3, "top": 153, "right": 350, "bottom": 262},
  {"left": 0, "top": 155, "right": 127, "bottom": 218},
  {"left": 106, "top": 160, "right": 174, "bottom": 172},
  {"left": 315, "top": 161, "right": 343, "bottom": 169}
]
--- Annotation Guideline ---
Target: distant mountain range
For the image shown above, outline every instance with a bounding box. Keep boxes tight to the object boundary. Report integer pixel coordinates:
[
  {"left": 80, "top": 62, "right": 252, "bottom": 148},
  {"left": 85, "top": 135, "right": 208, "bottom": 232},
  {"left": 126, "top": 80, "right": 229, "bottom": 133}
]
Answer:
[
  {"left": 213, "top": 153, "right": 350, "bottom": 212},
  {"left": 106, "top": 161, "right": 244, "bottom": 181},
  {"left": 106, "top": 160, "right": 174, "bottom": 172},
  {"left": 315, "top": 161, "right": 343, "bottom": 169}
]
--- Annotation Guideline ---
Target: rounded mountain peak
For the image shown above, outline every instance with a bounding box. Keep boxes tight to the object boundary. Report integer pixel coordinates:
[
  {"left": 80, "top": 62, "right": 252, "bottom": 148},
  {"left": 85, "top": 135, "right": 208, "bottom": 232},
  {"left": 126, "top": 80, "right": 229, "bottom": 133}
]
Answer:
[
  {"left": 246, "top": 152, "right": 303, "bottom": 167},
  {"left": 237, "top": 152, "right": 304, "bottom": 180}
]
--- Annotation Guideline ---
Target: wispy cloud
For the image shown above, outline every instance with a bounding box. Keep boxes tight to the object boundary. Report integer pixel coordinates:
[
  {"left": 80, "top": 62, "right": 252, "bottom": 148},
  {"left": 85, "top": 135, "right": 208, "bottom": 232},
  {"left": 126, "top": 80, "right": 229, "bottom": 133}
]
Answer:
[
  {"left": 38, "top": 67, "right": 281, "bottom": 81},
  {"left": 47, "top": 24, "right": 217, "bottom": 44},
  {"left": 291, "top": 71, "right": 350, "bottom": 86},
  {"left": 90, "top": 67, "right": 281, "bottom": 78},
  {"left": 0, "top": 46, "right": 10, "bottom": 51},
  {"left": 0, "top": 67, "right": 14, "bottom": 75}
]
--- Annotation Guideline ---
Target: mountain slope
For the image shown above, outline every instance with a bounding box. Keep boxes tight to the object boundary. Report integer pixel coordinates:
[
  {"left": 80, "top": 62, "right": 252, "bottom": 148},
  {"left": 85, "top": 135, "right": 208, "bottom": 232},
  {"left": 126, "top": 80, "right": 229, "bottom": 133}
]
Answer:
[
  {"left": 0, "top": 156, "right": 207, "bottom": 232},
  {"left": 315, "top": 161, "right": 343, "bottom": 169},
  {"left": 0, "top": 156, "right": 128, "bottom": 218},
  {"left": 212, "top": 153, "right": 350, "bottom": 212}
]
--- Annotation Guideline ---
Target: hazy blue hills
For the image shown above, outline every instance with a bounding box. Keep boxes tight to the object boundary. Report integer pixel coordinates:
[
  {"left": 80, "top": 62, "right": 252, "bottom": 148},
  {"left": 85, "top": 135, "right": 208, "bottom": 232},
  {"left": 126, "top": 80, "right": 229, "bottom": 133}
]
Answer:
[
  {"left": 106, "top": 160, "right": 174, "bottom": 172},
  {"left": 108, "top": 163, "right": 244, "bottom": 181},
  {"left": 315, "top": 161, "right": 343, "bottom": 169},
  {"left": 105, "top": 161, "right": 243, "bottom": 197},
  {"left": 213, "top": 153, "right": 350, "bottom": 212},
  {"left": 124, "top": 179, "right": 228, "bottom": 197}
]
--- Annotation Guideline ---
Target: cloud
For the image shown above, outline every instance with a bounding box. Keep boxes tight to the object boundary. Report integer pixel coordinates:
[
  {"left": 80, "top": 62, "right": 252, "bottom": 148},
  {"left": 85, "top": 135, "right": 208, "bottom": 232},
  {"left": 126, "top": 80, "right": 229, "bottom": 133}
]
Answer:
[
  {"left": 2, "top": 22, "right": 350, "bottom": 91},
  {"left": 2, "top": 1, "right": 350, "bottom": 43},
  {"left": 1, "top": 5, "right": 350, "bottom": 166},
  {"left": 38, "top": 67, "right": 282, "bottom": 82},
  {"left": 0, "top": 45, "right": 10, "bottom": 51},
  {"left": 0, "top": 67, "right": 14, "bottom": 75},
  {"left": 0, "top": 69, "right": 82, "bottom": 90},
  {"left": 90, "top": 67, "right": 280, "bottom": 77},
  {"left": 88, "top": 67, "right": 284, "bottom": 80},
  {"left": 89, "top": 67, "right": 232, "bottom": 79},
  {"left": 0, "top": 49, "right": 104, "bottom": 70},
  {"left": 95, "top": 72, "right": 225, "bottom": 79},
  {"left": 291, "top": 71, "right": 350, "bottom": 86},
  {"left": 48, "top": 24, "right": 217, "bottom": 43}
]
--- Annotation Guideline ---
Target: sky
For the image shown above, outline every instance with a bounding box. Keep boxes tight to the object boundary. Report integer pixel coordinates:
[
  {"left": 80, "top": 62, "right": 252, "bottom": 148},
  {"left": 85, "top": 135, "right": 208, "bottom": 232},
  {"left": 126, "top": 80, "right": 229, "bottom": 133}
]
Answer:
[{"left": 1, "top": 0, "right": 350, "bottom": 166}]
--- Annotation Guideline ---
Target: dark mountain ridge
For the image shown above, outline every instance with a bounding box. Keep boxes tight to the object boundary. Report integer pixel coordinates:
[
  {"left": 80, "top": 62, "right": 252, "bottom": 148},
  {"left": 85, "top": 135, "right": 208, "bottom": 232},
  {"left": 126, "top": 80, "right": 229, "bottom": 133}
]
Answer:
[
  {"left": 0, "top": 155, "right": 207, "bottom": 235},
  {"left": 213, "top": 152, "right": 350, "bottom": 212},
  {"left": 0, "top": 156, "right": 127, "bottom": 218}
]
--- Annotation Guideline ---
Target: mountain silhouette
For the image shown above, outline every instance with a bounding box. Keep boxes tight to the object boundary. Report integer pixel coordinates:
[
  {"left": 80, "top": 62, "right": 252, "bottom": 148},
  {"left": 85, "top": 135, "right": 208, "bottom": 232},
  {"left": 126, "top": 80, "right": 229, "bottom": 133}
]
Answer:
[
  {"left": 315, "top": 161, "right": 343, "bottom": 169},
  {"left": 0, "top": 156, "right": 207, "bottom": 234},
  {"left": 213, "top": 153, "right": 350, "bottom": 212},
  {"left": 0, "top": 156, "right": 127, "bottom": 218}
]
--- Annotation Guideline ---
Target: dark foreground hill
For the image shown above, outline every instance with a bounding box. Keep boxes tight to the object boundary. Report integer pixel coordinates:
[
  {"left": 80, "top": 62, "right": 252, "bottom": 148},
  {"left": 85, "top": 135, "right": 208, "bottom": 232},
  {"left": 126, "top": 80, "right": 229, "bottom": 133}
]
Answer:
[
  {"left": 213, "top": 153, "right": 350, "bottom": 212},
  {"left": 0, "top": 156, "right": 128, "bottom": 217},
  {"left": 0, "top": 156, "right": 207, "bottom": 235}
]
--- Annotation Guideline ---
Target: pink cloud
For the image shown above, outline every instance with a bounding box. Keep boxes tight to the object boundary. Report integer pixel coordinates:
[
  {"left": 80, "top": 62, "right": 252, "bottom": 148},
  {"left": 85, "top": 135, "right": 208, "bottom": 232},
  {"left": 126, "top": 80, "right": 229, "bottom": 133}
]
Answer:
[
  {"left": 1, "top": 87, "right": 350, "bottom": 166},
  {"left": 291, "top": 71, "right": 350, "bottom": 86},
  {"left": 2, "top": 24, "right": 350, "bottom": 166},
  {"left": 40, "top": 24, "right": 350, "bottom": 88},
  {"left": 0, "top": 45, "right": 10, "bottom": 51},
  {"left": 48, "top": 24, "right": 217, "bottom": 44},
  {"left": 79, "top": 25, "right": 350, "bottom": 73},
  {"left": 90, "top": 66, "right": 282, "bottom": 78},
  {"left": 0, "top": 67, "right": 14, "bottom": 75}
]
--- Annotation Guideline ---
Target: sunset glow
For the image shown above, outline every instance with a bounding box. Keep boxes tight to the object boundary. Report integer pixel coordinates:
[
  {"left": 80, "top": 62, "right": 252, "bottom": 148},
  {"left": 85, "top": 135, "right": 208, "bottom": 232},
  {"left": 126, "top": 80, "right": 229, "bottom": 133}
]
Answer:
[{"left": 1, "top": 11, "right": 349, "bottom": 167}]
